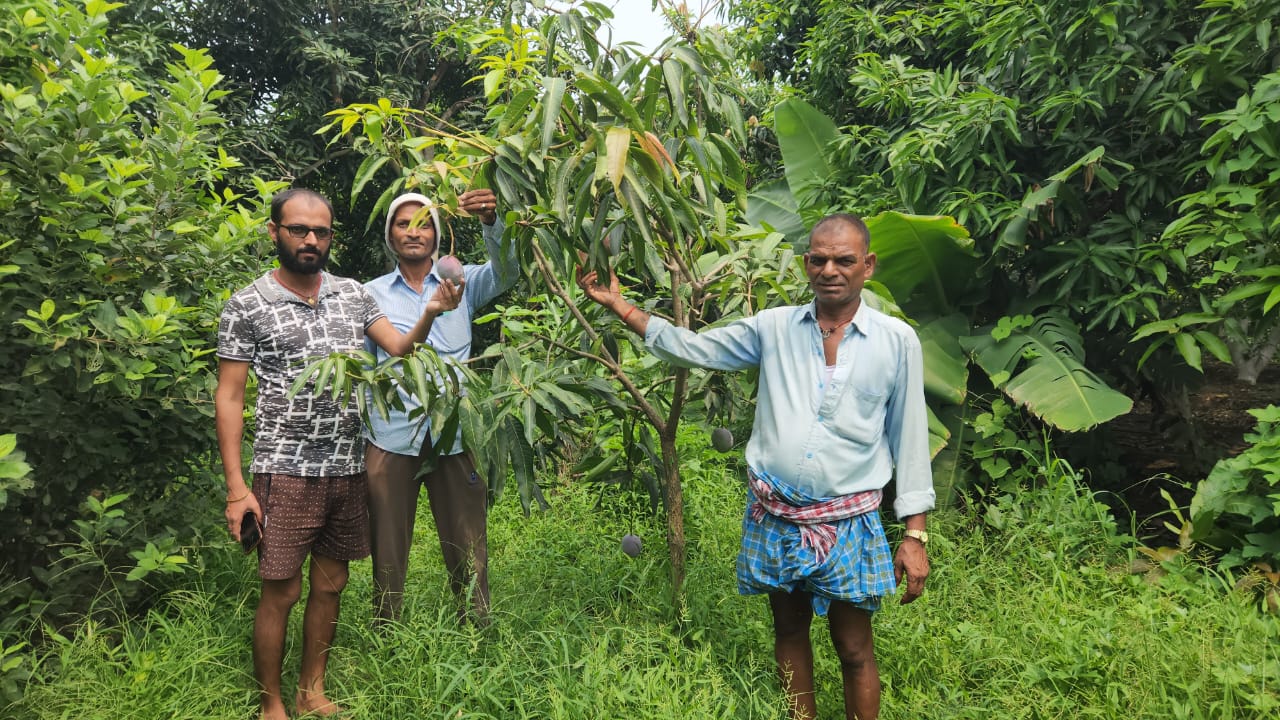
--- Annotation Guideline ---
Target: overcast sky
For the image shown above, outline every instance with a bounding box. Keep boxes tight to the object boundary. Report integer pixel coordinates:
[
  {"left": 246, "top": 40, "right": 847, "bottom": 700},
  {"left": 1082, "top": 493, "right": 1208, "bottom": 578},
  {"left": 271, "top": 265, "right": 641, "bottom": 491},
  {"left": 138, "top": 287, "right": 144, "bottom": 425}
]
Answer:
[{"left": 599, "top": 1, "right": 724, "bottom": 52}]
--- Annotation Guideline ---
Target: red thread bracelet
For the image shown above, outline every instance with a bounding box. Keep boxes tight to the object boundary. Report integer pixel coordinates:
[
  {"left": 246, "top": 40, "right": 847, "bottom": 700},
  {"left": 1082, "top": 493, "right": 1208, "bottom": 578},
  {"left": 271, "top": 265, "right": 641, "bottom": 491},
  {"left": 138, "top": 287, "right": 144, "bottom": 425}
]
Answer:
[{"left": 622, "top": 305, "right": 637, "bottom": 323}]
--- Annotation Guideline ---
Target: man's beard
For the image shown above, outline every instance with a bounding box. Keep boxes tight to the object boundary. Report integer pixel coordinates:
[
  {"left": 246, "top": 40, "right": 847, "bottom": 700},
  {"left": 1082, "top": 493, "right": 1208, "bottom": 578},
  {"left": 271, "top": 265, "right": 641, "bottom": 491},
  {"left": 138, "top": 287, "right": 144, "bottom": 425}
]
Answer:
[{"left": 276, "top": 239, "right": 329, "bottom": 273}]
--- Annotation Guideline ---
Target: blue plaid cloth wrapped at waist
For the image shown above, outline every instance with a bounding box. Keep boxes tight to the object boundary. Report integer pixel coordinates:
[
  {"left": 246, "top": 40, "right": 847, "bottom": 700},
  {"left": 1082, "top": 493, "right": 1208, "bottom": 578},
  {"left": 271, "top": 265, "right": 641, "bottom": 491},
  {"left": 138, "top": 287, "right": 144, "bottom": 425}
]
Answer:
[{"left": 737, "top": 467, "right": 895, "bottom": 615}]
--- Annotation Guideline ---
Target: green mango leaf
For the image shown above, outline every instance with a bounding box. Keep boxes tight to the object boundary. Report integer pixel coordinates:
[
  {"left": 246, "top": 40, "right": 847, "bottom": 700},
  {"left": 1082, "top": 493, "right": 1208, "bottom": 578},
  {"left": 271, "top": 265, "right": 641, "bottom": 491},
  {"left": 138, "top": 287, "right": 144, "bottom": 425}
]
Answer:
[{"left": 539, "top": 76, "right": 566, "bottom": 153}]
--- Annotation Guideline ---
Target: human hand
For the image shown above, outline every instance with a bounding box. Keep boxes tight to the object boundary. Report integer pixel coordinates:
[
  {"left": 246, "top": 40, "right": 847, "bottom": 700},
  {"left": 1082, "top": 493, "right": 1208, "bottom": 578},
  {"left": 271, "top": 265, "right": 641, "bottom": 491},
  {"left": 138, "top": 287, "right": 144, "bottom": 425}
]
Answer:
[
  {"left": 426, "top": 278, "right": 463, "bottom": 315},
  {"left": 576, "top": 266, "right": 624, "bottom": 311},
  {"left": 225, "top": 491, "right": 262, "bottom": 542},
  {"left": 458, "top": 189, "right": 498, "bottom": 225},
  {"left": 893, "top": 537, "right": 930, "bottom": 604}
]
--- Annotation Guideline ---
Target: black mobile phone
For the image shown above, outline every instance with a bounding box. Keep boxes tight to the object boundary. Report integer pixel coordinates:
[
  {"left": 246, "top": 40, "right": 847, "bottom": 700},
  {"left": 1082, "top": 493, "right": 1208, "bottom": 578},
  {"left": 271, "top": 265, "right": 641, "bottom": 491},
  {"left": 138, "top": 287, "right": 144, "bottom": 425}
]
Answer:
[{"left": 240, "top": 510, "right": 262, "bottom": 553}]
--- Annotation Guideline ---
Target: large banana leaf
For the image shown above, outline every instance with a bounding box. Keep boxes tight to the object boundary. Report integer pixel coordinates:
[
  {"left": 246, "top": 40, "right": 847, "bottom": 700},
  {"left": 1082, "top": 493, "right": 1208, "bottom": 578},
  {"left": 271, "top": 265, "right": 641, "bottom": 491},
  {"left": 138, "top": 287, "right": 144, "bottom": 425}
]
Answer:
[
  {"left": 865, "top": 212, "right": 980, "bottom": 317},
  {"left": 774, "top": 97, "right": 838, "bottom": 205},
  {"left": 963, "top": 312, "right": 1132, "bottom": 431},
  {"left": 745, "top": 178, "right": 806, "bottom": 245},
  {"left": 927, "top": 405, "right": 950, "bottom": 459},
  {"left": 916, "top": 314, "right": 969, "bottom": 406}
]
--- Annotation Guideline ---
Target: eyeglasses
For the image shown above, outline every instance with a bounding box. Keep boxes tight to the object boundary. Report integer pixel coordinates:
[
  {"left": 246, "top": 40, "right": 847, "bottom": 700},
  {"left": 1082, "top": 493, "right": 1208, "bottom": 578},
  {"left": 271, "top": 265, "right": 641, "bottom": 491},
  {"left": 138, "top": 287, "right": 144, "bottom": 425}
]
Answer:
[{"left": 280, "top": 224, "right": 334, "bottom": 241}]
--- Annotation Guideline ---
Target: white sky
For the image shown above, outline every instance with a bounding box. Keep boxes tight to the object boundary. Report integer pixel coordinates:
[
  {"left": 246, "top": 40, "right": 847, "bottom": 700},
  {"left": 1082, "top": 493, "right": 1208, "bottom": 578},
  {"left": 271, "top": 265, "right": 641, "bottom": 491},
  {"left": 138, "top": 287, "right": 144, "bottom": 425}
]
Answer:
[{"left": 596, "top": 1, "right": 724, "bottom": 52}]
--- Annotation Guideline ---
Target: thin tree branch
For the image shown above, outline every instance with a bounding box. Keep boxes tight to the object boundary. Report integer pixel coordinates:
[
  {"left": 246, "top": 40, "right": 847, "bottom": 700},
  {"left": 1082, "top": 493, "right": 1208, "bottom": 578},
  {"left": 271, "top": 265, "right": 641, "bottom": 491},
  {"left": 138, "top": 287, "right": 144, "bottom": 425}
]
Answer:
[
  {"left": 529, "top": 239, "right": 668, "bottom": 432},
  {"left": 295, "top": 147, "right": 355, "bottom": 180}
]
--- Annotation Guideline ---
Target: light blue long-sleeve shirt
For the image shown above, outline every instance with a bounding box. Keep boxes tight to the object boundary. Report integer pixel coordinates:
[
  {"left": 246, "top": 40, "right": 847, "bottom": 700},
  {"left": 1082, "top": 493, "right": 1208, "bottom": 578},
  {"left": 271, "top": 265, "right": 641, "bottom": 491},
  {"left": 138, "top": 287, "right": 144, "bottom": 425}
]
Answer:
[
  {"left": 645, "top": 300, "right": 935, "bottom": 519},
  {"left": 364, "top": 217, "right": 517, "bottom": 455}
]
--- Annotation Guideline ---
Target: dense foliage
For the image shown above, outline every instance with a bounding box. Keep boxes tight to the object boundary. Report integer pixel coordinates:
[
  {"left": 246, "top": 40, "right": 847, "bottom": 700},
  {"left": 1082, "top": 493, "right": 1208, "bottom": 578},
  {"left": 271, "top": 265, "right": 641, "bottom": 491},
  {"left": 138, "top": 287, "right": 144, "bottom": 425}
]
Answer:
[
  {"left": 122, "top": 0, "right": 502, "bottom": 278},
  {"left": 730, "top": 0, "right": 1280, "bottom": 561},
  {"left": 733, "top": 0, "right": 1280, "bottom": 386},
  {"left": 1191, "top": 405, "right": 1280, "bottom": 573},
  {"left": 2, "top": 0, "right": 1279, "bottom": 709},
  {"left": 0, "top": 0, "right": 277, "bottom": 634}
]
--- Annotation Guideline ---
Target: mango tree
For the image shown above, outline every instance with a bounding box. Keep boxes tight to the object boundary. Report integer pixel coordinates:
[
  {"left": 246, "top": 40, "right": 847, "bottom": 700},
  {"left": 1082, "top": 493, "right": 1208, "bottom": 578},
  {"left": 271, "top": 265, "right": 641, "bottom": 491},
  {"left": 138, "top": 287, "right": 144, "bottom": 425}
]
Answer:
[
  {"left": 323, "top": 5, "right": 767, "bottom": 593},
  {"left": 326, "top": 5, "right": 995, "bottom": 596}
]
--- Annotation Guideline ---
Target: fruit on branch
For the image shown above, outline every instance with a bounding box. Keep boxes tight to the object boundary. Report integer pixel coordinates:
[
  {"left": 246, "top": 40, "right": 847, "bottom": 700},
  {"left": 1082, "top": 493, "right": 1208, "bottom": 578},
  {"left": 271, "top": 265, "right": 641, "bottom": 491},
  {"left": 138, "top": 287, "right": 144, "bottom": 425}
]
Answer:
[
  {"left": 436, "top": 255, "right": 465, "bottom": 283},
  {"left": 711, "top": 427, "right": 734, "bottom": 453}
]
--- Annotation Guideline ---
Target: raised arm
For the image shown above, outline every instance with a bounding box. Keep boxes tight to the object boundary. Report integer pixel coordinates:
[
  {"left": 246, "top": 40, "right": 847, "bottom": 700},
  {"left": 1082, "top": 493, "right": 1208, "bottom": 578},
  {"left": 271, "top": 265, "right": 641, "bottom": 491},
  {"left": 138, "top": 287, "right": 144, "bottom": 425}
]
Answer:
[{"left": 457, "top": 189, "right": 519, "bottom": 302}]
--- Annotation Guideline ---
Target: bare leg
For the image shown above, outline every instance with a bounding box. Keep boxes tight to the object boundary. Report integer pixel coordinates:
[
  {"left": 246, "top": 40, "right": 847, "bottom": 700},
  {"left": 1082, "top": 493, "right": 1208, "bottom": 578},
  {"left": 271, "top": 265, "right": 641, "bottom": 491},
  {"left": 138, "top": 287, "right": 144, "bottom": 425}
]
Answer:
[
  {"left": 255, "top": 576, "right": 302, "bottom": 720},
  {"left": 296, "top": 555, "right": 349, "bottom": 716},
  {"left": 769, "top": 590, "right": 817, "bottom": 720},
  {"left": 828, "top": 601, "right": 880, "bottom": 720}
]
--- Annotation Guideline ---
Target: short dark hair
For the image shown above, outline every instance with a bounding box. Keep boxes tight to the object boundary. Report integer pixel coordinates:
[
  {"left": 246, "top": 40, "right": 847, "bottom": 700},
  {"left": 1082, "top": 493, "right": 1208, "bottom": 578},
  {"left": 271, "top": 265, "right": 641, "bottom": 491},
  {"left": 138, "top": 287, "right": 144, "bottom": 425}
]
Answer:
[
  {"left": 270, "top": 188, "right": 334, "bottom": 224},
  {"left": 810, "top": 213, "right": 870, "bottom": 251}
]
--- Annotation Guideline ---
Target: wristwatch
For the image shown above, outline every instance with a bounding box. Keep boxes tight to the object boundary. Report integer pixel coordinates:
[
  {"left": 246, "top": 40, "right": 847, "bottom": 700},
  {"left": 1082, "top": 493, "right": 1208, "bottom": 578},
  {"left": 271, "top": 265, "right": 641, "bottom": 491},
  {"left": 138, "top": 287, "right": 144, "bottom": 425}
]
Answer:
[{"left": 904, "top": 529, "right": 929, "bottom": 545}]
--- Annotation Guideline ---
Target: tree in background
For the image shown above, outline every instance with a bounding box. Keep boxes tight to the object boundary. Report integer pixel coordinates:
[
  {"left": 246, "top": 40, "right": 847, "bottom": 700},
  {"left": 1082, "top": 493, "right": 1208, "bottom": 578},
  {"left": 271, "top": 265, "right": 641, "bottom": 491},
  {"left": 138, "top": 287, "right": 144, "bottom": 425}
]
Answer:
[
  {"left": 730, "top": 0, "right": 1280, "bottom": 449},
  {"left": 0, "top": 0, "right": 280, "bottom": 633},
  {"left": 118, "top": 0, "right": 501, "bottom": 279},
  {"left": 729, "top": 0, "right": 1280, "bottom": 580}
]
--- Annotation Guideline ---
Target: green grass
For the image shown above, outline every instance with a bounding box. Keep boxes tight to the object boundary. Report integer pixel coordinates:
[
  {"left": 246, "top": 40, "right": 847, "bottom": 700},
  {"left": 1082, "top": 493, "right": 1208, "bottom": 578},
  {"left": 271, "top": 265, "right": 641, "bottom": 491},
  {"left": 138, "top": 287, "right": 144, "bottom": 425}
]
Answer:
[{"left": 9, "top": 452, "right": 1279, "bottom": 719}]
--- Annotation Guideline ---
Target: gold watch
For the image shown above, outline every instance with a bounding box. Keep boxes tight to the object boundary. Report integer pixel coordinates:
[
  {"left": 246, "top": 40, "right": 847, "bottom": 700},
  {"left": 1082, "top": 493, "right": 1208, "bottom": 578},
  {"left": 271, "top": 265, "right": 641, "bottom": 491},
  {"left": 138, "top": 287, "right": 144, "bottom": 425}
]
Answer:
[{"left": 904, "top": 529, "right": 929, "bottom": 545}]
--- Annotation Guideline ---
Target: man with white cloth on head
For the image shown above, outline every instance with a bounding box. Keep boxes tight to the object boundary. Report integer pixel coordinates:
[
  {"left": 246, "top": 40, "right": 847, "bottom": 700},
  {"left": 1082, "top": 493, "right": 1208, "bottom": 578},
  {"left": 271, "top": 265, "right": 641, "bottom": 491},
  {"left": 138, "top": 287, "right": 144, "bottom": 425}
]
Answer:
[{"left": 363, "top": 188, "right": 518, "bottom": 626}]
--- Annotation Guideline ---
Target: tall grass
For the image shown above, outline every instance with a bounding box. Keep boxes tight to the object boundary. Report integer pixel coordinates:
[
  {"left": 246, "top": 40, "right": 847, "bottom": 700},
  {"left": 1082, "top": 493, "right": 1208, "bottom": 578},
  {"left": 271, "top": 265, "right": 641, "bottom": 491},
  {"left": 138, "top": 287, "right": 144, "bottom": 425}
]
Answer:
[{"left": 9, "top": 448, "right": 1278, "bottom": 719}]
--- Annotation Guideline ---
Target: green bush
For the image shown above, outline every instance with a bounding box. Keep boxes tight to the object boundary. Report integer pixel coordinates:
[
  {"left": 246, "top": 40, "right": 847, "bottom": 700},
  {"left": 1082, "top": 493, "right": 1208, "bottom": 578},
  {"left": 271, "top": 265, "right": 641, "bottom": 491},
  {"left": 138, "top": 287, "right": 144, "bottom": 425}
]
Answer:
[
  {"left": 0, "top": 0, "right": 279, "bottom": 634},
  {"left": 1191, "top": 405, "right": 1280, "bottom": 571}
]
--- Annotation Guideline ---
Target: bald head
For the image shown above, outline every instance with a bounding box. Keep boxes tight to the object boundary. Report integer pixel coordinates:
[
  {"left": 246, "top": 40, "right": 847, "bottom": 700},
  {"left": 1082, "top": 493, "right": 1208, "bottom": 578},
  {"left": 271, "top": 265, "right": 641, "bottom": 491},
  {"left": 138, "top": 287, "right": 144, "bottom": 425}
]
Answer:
[{"left": 810, "top": 213, "right": 870, "bottom": 253}]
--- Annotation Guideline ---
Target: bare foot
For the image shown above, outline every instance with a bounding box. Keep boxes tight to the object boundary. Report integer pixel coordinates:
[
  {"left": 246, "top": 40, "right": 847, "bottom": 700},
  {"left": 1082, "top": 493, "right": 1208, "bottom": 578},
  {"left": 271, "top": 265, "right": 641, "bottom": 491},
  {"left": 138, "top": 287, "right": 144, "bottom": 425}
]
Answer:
[
  {"left": 295, "top": 687, "right": 343, "bottom": 717},
  {"left": 260, "top": 700, "right": 290, "bottom": 720}
]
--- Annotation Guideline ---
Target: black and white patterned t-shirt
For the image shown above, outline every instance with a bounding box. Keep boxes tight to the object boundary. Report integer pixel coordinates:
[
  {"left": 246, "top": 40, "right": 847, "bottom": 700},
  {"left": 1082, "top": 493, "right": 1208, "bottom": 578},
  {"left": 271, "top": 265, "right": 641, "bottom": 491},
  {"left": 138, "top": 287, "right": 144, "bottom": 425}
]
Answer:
[{"left": 218, "top": 271, "right": 386, "bottom": 476}]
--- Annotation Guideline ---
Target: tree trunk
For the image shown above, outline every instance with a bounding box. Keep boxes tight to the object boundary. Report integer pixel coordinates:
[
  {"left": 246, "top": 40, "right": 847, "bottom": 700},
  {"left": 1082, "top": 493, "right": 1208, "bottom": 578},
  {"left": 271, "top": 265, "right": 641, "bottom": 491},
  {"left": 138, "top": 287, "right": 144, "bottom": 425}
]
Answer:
[
  {"left": 659, "top": 431, "right": 686, "bottom": 605},
  {"left": 1227, "top": 323, "right": 1280, "bottom": 385}
]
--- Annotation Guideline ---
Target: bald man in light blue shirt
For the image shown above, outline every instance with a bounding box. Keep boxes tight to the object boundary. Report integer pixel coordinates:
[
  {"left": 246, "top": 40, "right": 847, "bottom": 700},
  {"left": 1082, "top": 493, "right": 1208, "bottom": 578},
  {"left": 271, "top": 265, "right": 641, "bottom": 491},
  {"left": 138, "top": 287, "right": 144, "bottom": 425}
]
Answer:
[{"left": 580, "top": 213, "right": 933, "bottom": 720}]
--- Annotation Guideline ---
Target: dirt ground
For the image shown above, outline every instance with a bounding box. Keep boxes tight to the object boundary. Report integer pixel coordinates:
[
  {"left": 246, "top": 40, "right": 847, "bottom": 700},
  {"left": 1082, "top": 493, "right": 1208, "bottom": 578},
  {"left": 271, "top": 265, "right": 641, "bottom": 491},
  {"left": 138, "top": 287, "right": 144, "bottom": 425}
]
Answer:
[{"left": 1089, "top": 361, "right": 1280, "bottom": 541}]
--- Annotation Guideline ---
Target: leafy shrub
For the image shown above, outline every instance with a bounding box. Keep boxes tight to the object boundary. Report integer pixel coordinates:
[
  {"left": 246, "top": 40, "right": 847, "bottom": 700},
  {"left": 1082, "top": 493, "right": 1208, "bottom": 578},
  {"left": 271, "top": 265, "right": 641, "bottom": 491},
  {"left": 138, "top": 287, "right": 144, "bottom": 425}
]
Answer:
[
  {"left": 1191, "top": 405, "right": 1280, "bottom": 570},
  {"left": 0, "top": 0, "right": 279, "bottom": 634}
]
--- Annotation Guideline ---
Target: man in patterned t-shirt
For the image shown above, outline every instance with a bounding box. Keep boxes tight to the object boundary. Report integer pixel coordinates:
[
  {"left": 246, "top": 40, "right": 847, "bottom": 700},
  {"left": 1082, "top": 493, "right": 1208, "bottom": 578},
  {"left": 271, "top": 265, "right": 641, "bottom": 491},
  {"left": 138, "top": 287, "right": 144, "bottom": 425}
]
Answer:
[{"left": 215, "top": 189, "right": 461, "bottom": 720}]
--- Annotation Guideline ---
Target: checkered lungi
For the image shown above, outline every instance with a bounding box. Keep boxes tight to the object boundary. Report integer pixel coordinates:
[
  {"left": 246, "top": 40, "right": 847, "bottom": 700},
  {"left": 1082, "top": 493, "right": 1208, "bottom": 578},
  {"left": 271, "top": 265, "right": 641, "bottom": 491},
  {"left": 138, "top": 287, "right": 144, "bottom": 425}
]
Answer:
[{"left": 736, "top": 467, "right": 896, "bottom": 616}]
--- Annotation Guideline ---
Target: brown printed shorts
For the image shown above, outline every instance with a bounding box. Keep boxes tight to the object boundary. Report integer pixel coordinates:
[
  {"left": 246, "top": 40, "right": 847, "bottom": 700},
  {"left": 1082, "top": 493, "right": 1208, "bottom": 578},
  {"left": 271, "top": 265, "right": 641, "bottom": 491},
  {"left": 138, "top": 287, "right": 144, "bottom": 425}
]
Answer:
[{"left": 252, "top": 472, "right": 371, "bottom": 580}]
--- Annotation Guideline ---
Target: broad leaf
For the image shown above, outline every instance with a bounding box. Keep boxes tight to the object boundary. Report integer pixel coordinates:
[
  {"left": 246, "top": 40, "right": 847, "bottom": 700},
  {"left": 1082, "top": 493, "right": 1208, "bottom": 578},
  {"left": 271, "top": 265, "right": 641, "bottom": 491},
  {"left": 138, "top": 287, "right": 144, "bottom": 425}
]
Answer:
[
  {"left": 745, "top": 179, "right": 806, "bottom": 246},
  {"left": 865, "top": 212, "right": 980, "bottom": 316},
  {"left": 773, "top": 97, "right": 838, "bottom": 205},
  {"left": 964, "top": 312, "right": 1133, "bottom": 431},
  {"left": 916, "top": 314, "right": 969, "bottom": 406}
]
